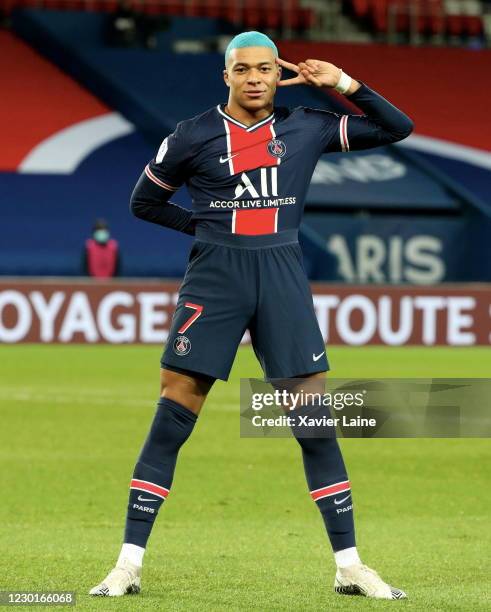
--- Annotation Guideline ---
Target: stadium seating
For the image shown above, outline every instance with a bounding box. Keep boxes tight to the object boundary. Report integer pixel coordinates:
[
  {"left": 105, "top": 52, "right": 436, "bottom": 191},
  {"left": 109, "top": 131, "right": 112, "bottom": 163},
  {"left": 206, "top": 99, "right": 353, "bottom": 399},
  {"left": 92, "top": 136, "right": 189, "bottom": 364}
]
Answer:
[
  {"left": 0, "top": 0, "right": 316, "bottom": 33},
  {"left": 345, "top": 0, "right": 485, "bottom": 40},
  {"left": 2, "top": 0, "right": 486, "bottom": 41}
]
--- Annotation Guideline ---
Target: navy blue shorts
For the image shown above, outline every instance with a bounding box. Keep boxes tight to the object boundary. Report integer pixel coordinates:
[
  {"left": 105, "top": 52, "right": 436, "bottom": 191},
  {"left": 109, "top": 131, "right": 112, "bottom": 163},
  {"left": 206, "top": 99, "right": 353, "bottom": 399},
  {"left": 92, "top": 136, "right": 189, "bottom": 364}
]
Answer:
[{"left": 161, "top": 228, "right": 329, "bottom": 382}]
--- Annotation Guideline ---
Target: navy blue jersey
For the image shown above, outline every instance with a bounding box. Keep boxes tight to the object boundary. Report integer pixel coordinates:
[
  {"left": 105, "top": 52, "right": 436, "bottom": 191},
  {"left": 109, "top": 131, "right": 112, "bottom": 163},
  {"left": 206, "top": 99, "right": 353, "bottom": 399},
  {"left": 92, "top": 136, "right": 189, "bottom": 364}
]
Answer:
[{"left": 137, "top": 82, "right": 413, "bottom": 239}]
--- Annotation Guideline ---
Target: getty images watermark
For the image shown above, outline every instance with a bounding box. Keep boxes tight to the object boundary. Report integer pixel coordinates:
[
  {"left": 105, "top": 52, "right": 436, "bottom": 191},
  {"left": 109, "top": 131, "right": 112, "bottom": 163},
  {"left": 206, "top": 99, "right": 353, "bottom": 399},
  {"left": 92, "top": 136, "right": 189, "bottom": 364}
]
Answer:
[
  {"left": 240, "top": 378, "right": 491, "bottom": 438},
  {"left": 249, "top": 388, "right": 369, "bottom": 428}
]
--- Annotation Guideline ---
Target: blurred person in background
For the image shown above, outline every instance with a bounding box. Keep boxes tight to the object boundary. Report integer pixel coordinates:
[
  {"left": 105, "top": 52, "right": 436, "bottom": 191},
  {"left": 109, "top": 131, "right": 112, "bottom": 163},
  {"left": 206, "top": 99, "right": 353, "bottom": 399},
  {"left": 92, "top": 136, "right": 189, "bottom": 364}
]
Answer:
[
  {"left": 84, "top": 219, "right": 120, "bottom": 278},
  {"left": 105, "top": 0, "right": 139, "bottom": 48},
  {"left": 105, "top": 0, "right": 169, "bottom": 50}
]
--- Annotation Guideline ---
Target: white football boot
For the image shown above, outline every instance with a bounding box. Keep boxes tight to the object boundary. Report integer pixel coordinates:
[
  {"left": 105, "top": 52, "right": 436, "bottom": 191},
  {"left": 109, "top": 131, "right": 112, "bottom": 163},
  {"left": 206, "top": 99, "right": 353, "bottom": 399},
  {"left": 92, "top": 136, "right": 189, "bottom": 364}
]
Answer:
[
  {"left": 334, "top": 564, "right": 407, "bottom": 600},
  {"left": 89, "top": 558, "right": 141, "bottom": 597}
]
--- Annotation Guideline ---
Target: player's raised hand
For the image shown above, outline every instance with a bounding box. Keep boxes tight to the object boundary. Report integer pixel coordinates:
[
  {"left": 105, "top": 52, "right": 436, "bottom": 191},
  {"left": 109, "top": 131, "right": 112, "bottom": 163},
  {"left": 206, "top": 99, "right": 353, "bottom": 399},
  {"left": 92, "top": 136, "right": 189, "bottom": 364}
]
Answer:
[{"left": 276, "top": 57, "right": 342, "bottom": 89}]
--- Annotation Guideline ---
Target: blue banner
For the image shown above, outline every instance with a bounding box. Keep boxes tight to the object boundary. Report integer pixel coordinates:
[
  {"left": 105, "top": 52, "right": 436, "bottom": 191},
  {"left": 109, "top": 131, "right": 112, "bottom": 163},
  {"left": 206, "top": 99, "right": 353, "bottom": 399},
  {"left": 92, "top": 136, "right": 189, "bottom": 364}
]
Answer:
[
  {"left": 301, "top": 213, "right": 477, "bottom": 283},
  {"left": 306, "top": 148, "right": 458, "bottom": 210}
]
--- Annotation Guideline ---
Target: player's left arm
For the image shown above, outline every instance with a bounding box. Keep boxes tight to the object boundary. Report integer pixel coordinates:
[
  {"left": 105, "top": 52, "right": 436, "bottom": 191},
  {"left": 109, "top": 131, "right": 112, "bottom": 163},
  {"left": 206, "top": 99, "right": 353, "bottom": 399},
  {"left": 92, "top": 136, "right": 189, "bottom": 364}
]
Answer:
[{"left": 277, "top": 57, "right": 414, "bottom": 151}]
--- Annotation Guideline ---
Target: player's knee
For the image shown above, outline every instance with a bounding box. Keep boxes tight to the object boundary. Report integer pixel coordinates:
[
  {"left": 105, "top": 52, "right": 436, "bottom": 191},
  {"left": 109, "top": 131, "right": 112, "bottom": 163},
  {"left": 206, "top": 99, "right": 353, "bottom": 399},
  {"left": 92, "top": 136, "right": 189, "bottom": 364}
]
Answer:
[
  {"left": 274, "top": 373, "right": 335, "bottom": 451},
  {"left": 272, "top": 371, "right": 327, "bottom": 411},
  {"left": 159, "top": 367, "right": 213, "bottom": 413}
]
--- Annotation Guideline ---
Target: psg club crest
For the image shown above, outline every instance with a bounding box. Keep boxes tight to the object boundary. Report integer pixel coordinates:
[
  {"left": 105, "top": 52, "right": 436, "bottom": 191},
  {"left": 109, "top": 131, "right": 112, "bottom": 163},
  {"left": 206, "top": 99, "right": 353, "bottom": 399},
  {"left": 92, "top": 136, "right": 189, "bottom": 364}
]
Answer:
[
  {"left": 267, "top": 138, "right": 286, "bottom": 158},
  {"left": 173, "top": 335, "right": 191, "bottom": 356}
]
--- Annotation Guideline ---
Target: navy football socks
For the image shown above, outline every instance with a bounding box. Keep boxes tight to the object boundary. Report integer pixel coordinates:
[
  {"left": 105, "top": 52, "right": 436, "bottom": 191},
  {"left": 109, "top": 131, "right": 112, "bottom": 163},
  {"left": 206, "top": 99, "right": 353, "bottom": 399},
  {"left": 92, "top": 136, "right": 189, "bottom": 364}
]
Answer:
[
  {"left": 123, "top": 397, "right": 354, "bottom": 555},
  {"left": 290, "top": 404, "right": 356, "bottom": 552},
  {"left": 124, "top": 397, "right": 197, "bottom": 548}
]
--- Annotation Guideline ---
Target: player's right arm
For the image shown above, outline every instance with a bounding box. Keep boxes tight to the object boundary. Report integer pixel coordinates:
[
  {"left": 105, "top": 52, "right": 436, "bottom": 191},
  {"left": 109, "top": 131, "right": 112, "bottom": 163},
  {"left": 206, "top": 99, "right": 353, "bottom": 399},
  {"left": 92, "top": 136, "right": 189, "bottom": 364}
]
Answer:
[{"left": 130, "top": 121, "right": 196, "bottom": 235}]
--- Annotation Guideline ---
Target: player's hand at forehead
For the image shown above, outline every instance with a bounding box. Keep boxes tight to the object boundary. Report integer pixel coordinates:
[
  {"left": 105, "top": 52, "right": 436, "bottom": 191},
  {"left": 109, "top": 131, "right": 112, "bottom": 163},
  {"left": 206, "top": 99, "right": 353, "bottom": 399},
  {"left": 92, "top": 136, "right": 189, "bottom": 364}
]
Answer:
[{"left": 276, "top": 57, "right": 342, "bottom": 89}]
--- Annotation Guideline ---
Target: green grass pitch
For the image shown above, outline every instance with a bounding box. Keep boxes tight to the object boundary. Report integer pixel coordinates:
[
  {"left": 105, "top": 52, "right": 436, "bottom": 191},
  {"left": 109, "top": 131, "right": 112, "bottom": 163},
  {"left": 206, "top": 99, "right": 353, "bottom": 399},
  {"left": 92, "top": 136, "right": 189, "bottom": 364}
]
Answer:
[{"left": 1, "top": 345, "right": 489, "bottom": 610}]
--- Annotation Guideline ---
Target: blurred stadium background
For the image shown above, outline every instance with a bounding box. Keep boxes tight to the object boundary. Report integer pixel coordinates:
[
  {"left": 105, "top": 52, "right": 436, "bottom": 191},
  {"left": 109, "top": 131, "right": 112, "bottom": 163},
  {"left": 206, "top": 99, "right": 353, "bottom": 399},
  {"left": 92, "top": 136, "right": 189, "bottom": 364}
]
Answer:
[{"left": 1, "top": 1, "right": 490, "bottom": 609}]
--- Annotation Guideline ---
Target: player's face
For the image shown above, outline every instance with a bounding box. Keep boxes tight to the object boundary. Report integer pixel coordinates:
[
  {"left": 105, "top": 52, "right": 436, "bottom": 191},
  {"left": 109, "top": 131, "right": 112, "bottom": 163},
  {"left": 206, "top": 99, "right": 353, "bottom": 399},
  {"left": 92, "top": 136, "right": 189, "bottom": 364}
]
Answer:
[{"left": 223, "top": 47, "right": 281, "bottom": 111}]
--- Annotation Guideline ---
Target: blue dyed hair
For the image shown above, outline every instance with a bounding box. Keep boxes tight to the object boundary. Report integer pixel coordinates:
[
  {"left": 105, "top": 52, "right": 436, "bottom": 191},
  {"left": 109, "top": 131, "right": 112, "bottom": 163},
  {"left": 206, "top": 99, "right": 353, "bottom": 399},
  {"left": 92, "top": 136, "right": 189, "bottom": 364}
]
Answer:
[{"left": 225, "top": 31, "right": 278, "bottom": 64}]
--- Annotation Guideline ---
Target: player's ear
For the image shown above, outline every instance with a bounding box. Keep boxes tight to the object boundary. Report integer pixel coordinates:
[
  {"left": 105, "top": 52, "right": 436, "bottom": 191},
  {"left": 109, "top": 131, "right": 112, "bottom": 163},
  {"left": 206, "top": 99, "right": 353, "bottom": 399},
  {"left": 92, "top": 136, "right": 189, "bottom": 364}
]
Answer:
[
  {"left": 276, "top": 65, "right": 282, "bottom": 82},
  {"left": 223, "top": 68, "right": 230, "bottom": 88}
]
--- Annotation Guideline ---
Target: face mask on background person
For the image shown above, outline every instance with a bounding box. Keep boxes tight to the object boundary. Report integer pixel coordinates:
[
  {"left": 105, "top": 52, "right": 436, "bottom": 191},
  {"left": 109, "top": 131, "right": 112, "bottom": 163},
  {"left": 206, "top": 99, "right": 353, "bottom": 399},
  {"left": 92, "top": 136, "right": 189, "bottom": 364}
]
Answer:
[{"left": 93, "top": 229, "right": 110, "bottom": 244}]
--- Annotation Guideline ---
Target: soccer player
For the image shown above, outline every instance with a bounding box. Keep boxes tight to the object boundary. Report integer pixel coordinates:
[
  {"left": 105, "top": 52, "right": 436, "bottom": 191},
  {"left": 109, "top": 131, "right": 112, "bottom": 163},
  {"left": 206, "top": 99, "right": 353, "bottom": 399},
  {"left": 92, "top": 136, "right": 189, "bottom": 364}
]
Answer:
[{"left": 90, "top": 31, "right": 413, "bottom": 600}]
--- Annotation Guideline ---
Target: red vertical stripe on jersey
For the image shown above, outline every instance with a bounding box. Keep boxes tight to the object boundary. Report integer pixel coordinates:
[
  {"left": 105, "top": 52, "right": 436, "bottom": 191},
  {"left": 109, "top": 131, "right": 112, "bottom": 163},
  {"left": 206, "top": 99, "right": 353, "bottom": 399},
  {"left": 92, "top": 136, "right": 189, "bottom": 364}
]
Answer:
[
  {"left": 224, "top": 117, "right": 280, "bottom": 235},
  {"left": 233, "top": 208, "right": 278, "bottom": 235},
  {"left": 227, "top": 120, "right": 278, "bottom": 174}
]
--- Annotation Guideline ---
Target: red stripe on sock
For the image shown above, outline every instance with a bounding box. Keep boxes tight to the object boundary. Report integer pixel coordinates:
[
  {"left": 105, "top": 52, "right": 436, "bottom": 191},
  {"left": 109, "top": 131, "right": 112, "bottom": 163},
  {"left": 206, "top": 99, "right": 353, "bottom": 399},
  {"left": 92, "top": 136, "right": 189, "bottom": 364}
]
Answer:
[
  {"left": 310, "top": 481, "right": 350, "bottom": 501},
  {"left": 130, "top": 479, "right": 169, "bottom": 499}
]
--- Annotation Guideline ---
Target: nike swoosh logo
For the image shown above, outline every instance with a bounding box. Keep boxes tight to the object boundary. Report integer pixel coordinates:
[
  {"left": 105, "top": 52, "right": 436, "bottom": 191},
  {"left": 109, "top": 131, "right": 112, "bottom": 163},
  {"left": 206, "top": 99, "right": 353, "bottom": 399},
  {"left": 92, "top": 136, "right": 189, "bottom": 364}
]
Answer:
[
  {"left": 334, "top": 494, "right": 351, "bottom": 505},
  {"left": 313, "top": 352, "right": 325, "bottom": 362},
  {"left": 137, "top": 495, "right": 157, "bottom": 502},
  {"left": 219, "top": 153, "right": 238, "bottom": 163}
]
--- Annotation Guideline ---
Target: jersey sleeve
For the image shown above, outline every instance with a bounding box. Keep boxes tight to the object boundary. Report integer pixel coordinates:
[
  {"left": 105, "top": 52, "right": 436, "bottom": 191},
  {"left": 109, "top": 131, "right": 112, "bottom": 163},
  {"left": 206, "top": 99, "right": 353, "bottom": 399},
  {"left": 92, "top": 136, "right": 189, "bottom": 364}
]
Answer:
[
  {"left": 145, "top": 121, "right": 193, "bottom": 192},
  {"left": 323, "top": 112, "right": 411, "bottom": 153},
  {"left": 306, "top": 82, "right": 414, "bottom": 154},
  {"left": 307, "top": 109, "right": 353, "bottom": 153}
]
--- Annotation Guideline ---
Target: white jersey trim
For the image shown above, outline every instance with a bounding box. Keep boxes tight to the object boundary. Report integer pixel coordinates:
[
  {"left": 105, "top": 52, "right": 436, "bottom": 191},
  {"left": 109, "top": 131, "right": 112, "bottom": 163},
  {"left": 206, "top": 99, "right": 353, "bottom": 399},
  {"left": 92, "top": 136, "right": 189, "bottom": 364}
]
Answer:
[
  {"left": 339, "top": 115, "right": 350, "bottom": 152},
  {"left": 145, "top": 164, "right": 179, "bottom": 191},
  {"left": 269, "top": 123, "right": 281, "bottom": 165},
  {"left": 222, "top": 119, "right": 235, "bottom": 175},
  {"left": 216, "top": 104, "right": 274, "bottom": 132}
]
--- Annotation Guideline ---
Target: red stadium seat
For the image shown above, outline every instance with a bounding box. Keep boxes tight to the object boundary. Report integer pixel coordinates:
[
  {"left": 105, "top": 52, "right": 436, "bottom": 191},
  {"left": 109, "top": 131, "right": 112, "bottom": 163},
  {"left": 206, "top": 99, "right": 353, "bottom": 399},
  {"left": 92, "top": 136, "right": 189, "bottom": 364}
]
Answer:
[
  {"left": 444, "top": 0, "right": 464, "bottom": 36},
  {"left": 221, "top": 2, "right": 241, "bottom": 24},
  {"left": 141, "top": 2, "right": 161, "bottom": 16},
  {"left": 462, "top": 0, "right": 484, "bottom": 37},
  {"left": 0, "top": 0, "right": 19, "bottom": 13},
  {"left": 40, "top": 0, "right": 62, "bottom": 9},
  {"left": 263, "top": 0, "right": 282, "bottom": 30},
  {"left": 352, "top": 0, "right": 370, "bottom": 18},
  {"left": 410, "top": 0, "right": 432, "bottom": 35},
  {"left": 145, "top": 1, "right": 182, "bottom": 16},
  {"left": 371, "top": 0, "right": 388, "bottom": 32},
  {"left": 96, "top": 1, "right": 119, "bottom": 12},
  {"left": 446, "top": 14, "right": 464, "bottom": 36},
  {"left": 281, "top": 0, "right": 298, "bottom": 30},
  {"left": 396, "top": 1, "right": 411, "bottom": 32},
  {"left": 82, "top": 0, "right": 99, "bottom": 12},
  {"left": 204, "top": 0, "right": 222, "bottom": 19},
  {"left": 297, "top": 7, "right": 315, "bottom": 30},
  {"left": 160, "top": 2, "right": 186, "bottom": 16},
  {"left": 184, "top": 0, "right": 205, "bottom": 17},
  {"left": 243, "top": 0, "right": 262, "bottom": 29},
  {"left": 463, "top": 14, "right": 483, "bottom": 36},
  {"left": 17, "top": 0, "right": 40, "bottom": 8},
  {"left": 425, "top": 0, "right": 445, "bottom": 36}
]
